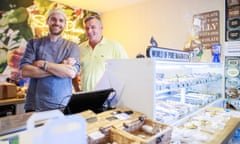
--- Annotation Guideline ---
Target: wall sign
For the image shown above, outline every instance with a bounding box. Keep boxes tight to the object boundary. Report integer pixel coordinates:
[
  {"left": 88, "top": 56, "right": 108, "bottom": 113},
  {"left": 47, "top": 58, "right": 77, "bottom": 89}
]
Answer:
[
  {"left": 225, "top": 0, "right": 240, "bottom": 41},
  {"left": 193, "top": 10, "right": 220, "bottom": 49},
  {"left": 146, "top": 46, "right": 190, "bottom": 62}
]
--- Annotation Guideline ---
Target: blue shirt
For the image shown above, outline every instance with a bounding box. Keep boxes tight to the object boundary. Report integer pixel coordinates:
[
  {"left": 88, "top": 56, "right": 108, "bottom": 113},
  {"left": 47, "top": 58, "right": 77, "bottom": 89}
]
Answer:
[{"left": 20, "top": 36, "right": 80, "bottom": 111}]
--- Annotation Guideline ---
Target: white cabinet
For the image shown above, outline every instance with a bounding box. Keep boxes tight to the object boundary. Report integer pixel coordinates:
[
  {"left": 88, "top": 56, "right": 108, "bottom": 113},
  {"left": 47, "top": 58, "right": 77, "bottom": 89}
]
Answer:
[{"left": 105, "top": 58, "right": 224, "bottom": 125}]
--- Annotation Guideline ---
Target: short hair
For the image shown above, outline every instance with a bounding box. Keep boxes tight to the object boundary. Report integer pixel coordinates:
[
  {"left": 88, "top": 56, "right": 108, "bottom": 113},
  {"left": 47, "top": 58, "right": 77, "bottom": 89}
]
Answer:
[{"left": 84, "top": 15, "right": 102, "bottom": 24}]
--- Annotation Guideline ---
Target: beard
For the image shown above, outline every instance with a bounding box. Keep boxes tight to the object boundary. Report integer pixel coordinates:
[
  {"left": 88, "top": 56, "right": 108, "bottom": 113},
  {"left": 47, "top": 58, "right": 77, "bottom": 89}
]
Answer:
[{"left": 49, "top": 25, "right": 64, "bottom": 35}]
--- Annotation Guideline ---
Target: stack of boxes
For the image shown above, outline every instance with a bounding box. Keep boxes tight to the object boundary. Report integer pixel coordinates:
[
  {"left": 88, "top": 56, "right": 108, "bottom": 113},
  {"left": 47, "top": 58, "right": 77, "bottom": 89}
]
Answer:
[{"left": 0, "top": 83, "right": 17, "bottom": 100}]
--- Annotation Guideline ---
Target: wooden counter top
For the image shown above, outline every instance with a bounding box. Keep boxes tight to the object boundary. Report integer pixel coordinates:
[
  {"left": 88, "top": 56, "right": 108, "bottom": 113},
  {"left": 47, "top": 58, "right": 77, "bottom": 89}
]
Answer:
[
  {"left": 0, "top": 112, "right": 32, "bottom": 136},
  {"left": 0, "top": 98, "right": 25, "bottom": 106},
  {"left": 208, "top": 117, "right": 240, "bottom": 144},
  {"left": 1, "top": 109, "right": 240, "bottom": 143}
]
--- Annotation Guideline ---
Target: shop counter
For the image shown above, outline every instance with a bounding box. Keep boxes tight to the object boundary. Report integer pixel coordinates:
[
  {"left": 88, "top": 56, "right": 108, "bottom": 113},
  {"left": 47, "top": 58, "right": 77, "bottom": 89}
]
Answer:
[
  {"left": 1, "top": 108, "right": 240, "bottom": 143},
  {"left": 208, "top": 117, "right": 240, "bottom": 144},
  {"left": 0, "top": 98, "right": 25, "bottom": 106},
  {"left": 0, "top": 112, "right": 32, "bottom": 136},
  {"left": 0, "top": 98, "right": 25, "bottom": 116}
]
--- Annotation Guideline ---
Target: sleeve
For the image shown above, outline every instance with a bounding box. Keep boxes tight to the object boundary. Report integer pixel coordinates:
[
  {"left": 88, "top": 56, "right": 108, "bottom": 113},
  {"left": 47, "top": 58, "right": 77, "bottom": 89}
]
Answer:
[
  {"left": 19, "top": 39, "right": 36, "bottom": 69},
  {"left": 70, "top": 42, "right": 81, "bottom": 73}
]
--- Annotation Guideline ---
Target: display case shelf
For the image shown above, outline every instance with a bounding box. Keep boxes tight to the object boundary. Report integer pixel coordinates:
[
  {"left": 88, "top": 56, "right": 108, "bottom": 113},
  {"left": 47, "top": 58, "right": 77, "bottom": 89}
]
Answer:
[{"left": 105, "top": 58, "right": 224, "bottom": 126}]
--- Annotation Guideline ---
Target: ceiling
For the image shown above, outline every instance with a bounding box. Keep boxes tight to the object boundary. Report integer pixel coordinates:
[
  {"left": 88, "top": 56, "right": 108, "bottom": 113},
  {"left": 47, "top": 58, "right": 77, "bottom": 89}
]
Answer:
[{"left": 54, "top": 0, "right": 147, "bottom": 13}]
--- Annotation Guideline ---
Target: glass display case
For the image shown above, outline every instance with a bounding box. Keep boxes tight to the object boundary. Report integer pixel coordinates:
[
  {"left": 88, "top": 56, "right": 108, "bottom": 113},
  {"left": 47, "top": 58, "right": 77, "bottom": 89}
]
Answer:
[{"left": 104, "top": 58, "right": 224, "bottom": 125}]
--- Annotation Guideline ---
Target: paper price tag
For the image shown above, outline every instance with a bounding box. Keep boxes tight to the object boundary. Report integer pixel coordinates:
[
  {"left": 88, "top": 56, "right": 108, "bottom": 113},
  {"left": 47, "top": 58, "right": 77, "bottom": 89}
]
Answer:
[{"left": 114, "top": 113, "right": 131, "bottom": 120}]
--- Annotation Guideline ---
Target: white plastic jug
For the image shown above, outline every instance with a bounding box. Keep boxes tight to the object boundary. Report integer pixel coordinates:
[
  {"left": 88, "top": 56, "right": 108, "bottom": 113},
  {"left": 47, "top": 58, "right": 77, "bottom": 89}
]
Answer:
[
  {"left": 21, "top": 110, "right": 87, "bottom": 144},
  {"left": 42, "top": 114, "right": 87, "bottom": 144}
]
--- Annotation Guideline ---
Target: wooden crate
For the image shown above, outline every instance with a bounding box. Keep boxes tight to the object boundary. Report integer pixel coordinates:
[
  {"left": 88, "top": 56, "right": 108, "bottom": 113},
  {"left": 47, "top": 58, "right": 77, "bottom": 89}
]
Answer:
[
  {"left": 110, "top": 119, "right": 172, "bottom": 144},
  {"left": 82, "top": 107, "right": 172, "bottom": 144},
  {"left": 78, "top": 110, "right": 100, "bottom": 133},
  {"left": 86, "top": 107, "right": 148, "bottom": 144},
  {"left": 96, "top": 107, "right": 147, "bottom": 128},
  {"left": 87, "top": 122, "right": 113, "bottom": 144}
]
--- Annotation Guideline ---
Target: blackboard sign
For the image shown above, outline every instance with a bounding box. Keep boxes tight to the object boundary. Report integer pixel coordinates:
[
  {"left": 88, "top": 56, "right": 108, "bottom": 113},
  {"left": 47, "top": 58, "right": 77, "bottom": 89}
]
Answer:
[{"left": 193, "top": 10, "right": 220, "bottom": 49}]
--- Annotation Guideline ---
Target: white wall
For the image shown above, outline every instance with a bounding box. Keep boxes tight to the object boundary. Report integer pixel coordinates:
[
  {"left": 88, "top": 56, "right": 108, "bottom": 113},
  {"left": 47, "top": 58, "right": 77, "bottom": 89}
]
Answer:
[{"left": 101, "top": 0, "right": 224, "bottom": 59}]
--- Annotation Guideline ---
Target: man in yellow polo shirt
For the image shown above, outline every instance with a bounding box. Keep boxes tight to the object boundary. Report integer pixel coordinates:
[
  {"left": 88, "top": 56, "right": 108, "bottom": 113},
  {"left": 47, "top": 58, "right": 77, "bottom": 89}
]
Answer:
[{"left": 78, "top": 15, "right": 128, "bottom": 92}]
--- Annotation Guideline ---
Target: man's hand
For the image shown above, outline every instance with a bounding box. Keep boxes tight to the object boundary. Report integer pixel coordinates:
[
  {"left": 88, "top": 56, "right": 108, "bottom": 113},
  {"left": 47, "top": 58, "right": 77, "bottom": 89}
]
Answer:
[
  {"left": 32, "top": 60, "right": 45, "bottom": 69},
  {"left": 62, "top": 57, "right": 76, "bottom": 65},
  {"left": 25, "top": 58, "right": 78, "bottom": 78}
]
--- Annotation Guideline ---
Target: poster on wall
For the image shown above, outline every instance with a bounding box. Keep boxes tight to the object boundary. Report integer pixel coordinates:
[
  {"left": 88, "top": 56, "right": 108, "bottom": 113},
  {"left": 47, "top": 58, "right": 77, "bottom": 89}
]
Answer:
[
  {"left": 183, "top": 10, "right": 220, "bottom": 62},
  {"left": 0, "top": 0, "right": 96, "bottom": 83},
  {"left": 193, "top": 10, "right": 220, "bottom": 49},
  {"left": 226, "top": 0, "right": 240, "bottom": 41}
]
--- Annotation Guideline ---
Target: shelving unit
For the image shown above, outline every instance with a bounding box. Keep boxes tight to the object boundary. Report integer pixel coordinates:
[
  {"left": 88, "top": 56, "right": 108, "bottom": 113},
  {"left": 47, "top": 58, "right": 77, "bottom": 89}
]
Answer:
[{"left": 0, "top": 98, "right": 25, "bottom": 117}]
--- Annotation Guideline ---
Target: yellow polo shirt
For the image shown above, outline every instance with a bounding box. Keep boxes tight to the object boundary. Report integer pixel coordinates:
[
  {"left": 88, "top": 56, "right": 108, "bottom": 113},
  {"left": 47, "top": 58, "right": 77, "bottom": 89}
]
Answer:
[{"left": 79, "top": 38, "right": 128, "bottom": 91}]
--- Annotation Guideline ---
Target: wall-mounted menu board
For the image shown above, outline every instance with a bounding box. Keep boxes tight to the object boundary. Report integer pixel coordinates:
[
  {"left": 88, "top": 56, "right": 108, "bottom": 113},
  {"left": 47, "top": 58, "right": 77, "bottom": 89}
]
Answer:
[
  {"left": 193, "top": 10, "right": 220, "bottom": 49},
  {"left": 226, "top": 0, "right": 240, "bottom": 41}
]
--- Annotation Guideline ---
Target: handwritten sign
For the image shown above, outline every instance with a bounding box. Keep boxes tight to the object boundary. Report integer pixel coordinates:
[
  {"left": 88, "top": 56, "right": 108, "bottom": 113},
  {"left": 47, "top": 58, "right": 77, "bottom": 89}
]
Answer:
[{"left": 193, "top": 10, "right": 220, "bottom": 49}]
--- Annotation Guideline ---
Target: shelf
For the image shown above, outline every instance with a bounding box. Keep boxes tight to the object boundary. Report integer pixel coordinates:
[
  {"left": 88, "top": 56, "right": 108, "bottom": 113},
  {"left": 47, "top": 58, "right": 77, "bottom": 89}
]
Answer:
[
  {"left": 171, "top": 98, "right": 224, "bottom": 126},
  {"left": 0, "top": 98, "right": 25, "bottom": 106},
  {"left": 104, "top": 58, "right": 224, "bottom": 123}
]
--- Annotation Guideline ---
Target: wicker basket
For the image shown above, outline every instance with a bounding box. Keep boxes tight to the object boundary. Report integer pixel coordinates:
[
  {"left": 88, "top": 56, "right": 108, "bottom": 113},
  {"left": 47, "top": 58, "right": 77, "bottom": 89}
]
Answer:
[
  {"left": 81, "top": 107, "right": 172, "bottom": 144},
  {"left": 86, "top": 107, "right": 148, "bottom": 144},
  {"left": 97, "top": 107, "right": 147, "bottom": 127},
  {"left": 87, "top": 122, "right": 113, "bottom": 144},
  {"left": 110, "top": 119, "right": 172, "bottom": 144}
]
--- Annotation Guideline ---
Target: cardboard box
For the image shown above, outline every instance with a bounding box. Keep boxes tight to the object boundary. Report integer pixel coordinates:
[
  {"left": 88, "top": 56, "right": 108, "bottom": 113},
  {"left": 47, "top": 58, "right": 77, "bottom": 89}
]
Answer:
[{"left": 0, "top": 83, "right": 17, "bottom": 99}]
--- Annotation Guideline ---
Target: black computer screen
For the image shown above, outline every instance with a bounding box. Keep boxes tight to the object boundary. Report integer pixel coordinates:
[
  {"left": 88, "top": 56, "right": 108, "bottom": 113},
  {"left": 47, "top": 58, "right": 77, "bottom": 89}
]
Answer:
[{"left": 63, "top": 88, "right": 115, "bottom": 115}]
